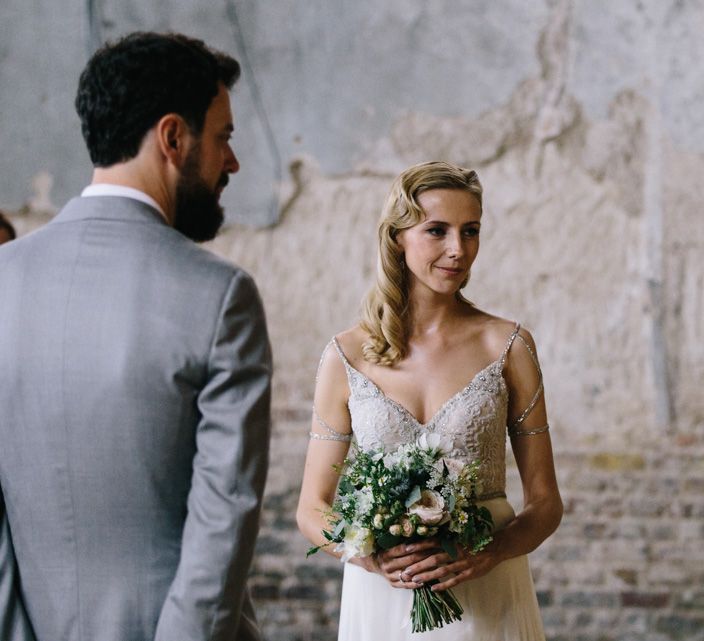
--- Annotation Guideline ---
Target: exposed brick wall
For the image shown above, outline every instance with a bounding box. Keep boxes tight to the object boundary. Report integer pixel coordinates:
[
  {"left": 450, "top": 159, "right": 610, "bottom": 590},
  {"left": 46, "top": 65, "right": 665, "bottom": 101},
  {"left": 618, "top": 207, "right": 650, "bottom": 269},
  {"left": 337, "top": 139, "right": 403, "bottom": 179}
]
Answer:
[{"left": 252, "top": 415, "right": 704, "bottom": 641}]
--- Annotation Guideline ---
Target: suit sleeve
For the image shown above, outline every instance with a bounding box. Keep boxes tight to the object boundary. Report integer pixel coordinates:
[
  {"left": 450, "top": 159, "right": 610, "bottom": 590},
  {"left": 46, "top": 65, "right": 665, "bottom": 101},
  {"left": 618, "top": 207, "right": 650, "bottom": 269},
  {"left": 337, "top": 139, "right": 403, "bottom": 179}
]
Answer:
[
  {"left": 155, "top": 270, "right": 272, "bottom": 641},
  {"left": 0, "top": 489, "right": 37, "bottom": 641}
]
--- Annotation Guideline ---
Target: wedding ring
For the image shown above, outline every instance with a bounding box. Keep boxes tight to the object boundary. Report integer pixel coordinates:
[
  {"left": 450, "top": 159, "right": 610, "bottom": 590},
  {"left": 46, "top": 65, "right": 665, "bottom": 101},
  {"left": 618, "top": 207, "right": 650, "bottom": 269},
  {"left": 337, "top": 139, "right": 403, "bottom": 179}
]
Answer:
[{"left": 398, "top": 570, "right": 404, "bottom": 582}]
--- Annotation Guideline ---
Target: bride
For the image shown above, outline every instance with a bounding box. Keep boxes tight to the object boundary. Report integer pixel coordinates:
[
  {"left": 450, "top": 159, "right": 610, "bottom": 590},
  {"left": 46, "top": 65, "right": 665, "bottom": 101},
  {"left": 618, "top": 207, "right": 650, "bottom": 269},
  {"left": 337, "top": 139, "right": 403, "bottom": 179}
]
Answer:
[{"left": 297, "top": 161, "right": 563, "bottom": 640}]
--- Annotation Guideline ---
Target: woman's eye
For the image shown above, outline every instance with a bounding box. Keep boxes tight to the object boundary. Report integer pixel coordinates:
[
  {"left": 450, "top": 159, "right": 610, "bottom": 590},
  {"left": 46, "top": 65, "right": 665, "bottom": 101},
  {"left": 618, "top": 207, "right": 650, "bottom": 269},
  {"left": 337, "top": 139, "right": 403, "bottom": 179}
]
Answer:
[
  {"left": 464, "top": 228, "right": 480, "bottom": 237},
  {"left": 427, "top": 227, "right": 445, "bottom": 236}
]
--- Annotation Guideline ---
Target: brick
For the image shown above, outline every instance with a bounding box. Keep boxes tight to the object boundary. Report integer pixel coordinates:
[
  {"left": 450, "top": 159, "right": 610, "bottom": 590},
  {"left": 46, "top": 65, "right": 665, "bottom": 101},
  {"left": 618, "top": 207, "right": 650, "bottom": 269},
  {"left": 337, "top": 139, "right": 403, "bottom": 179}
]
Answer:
[
  {"left": 295, "top": 565, "right": 343, "bottom": 581},
  {"left": 675, "top": 590, "right": 704, "bottom": 610},
  {"left": 612, "top": 568, "right": 638, "bottom": 586},
  {"left": 561, "top": 591, "right": 619, "bottom": 608},
  {"left": 620, "top": 591, "right": 670, "bottom": 608},
  {"left": 656, "top": 615, "right": 704, "bottom": 640},
  {"left": 251, "top": 583, "right": 280, "bottom": 600},
  {"left": 590, "top": 453, "right": 646, "bottom": 471},
  {"left": 627, "top": 498, "right": 672, "bottom": 518},
  {"left": 282, "top": 584, "right": 328, "bottom": 600},
  {"left": 683, "top": 477, "right": 704, "bottom": 493},
  {"left": 583, "top": 522, "right": 609, "bottom": 538},
  {"left": 647, "top": 524, "right": 676, "bottom": 541},
  {"left": 547, "top": 544, "right": 586, "bottom": 561}
]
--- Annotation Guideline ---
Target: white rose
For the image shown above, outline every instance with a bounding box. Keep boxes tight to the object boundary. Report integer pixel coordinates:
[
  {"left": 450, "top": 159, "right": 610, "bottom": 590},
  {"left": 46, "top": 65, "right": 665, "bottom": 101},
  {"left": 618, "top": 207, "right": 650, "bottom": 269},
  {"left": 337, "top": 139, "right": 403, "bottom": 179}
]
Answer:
[
  {"left": 408, "top": 489, "right": 449, "bottom": 525},
  {"left": 373, "top": 513, "right": 384, "bottom": 529},
  {"left": 338, "top": 525, "right": 375, "bottom": 562},
  {"left": 417, "top": 433, "right": 453, "bottom": 456},
  {"left": 389, "top": 524, "right": 402, "bottom": 536}
]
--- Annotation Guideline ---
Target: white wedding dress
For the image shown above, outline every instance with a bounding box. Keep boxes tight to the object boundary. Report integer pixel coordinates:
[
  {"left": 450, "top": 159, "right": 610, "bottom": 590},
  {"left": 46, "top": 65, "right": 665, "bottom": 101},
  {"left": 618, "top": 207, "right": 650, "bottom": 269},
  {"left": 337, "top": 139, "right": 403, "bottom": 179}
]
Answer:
[{"left": 330, "top": 324, "right": 546, "bottom": 641}]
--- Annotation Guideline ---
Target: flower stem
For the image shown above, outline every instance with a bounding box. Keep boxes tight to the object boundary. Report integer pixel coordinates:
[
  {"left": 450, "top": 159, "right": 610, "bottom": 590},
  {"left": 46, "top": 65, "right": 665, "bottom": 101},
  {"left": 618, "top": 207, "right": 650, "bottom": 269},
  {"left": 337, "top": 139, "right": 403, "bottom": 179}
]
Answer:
[{"left": 411, "top": 583, "right": 463, "bottom": 633}]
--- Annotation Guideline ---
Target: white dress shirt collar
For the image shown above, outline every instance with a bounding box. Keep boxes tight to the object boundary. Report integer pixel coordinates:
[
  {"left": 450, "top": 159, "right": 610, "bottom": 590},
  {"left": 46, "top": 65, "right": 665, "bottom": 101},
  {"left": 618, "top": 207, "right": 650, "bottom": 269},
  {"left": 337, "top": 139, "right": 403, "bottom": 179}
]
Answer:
[{"left": 81, "top": 184, "right": 167, "bottom": 221}]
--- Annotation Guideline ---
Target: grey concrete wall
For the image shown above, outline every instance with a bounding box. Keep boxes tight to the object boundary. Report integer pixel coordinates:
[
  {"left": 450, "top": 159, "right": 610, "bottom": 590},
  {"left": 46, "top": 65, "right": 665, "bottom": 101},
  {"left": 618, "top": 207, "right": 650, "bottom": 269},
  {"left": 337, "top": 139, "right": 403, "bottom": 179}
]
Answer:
[{"left": 2, "top": 2, "right": 704, "bottom": 640}]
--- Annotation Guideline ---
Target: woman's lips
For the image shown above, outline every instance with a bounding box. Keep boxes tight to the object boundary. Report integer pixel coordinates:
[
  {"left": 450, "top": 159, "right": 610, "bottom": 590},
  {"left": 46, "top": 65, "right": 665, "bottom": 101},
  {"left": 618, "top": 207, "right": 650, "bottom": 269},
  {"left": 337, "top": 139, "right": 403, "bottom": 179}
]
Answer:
[{"left": 436, "top": 266, "right": 464, "bottom": 276}]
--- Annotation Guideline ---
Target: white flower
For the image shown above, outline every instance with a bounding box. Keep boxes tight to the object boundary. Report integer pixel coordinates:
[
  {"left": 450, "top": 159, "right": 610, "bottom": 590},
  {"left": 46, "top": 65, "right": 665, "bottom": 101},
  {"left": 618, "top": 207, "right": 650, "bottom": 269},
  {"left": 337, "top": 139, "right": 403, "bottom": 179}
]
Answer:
[
  {"left": 389, "top": 524, "right": 402, "bottom": 536},
  {"left": 373, "top": 513, "right": 384, "bottom": 529},
  {"left": 408, "top": 489, "right": 449, "bottom": 525},
  {"left": 338, "top": 525, "right": 375, "bottom": 562},
  {"left": 416, "top": 525, "right": 429, "bottom": 536},
  {"left": 353, "top": 488, "right": 374, "bottom": 517},
  {"left": 440, "top": 457, "right": 466, "bottom": 480},
  {"left": 417, "top": 433, "right": 453, "bottom": 456}
]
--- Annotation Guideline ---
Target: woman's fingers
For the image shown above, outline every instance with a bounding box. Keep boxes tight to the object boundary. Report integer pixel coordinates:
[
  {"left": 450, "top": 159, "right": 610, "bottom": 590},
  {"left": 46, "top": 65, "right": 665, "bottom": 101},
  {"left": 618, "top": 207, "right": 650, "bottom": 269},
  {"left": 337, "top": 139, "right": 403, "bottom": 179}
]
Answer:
[
  {"left": 374, "top": 541, "right": 442, "bottom": 589},
  {"left": 380, "top": 539, "right": 439, "bottom": 559},
  {"left": 409, "top": 552, "right": 499, "bottom": 589},
  {"left": 402, "top": 551, "right": 453, "bottom": 579}
]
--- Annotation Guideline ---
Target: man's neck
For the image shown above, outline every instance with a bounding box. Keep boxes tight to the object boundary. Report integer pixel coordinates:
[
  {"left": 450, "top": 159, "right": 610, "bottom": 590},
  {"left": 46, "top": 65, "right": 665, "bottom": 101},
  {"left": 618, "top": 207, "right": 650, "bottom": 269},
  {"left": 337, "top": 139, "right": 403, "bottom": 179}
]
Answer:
[{"left": 91, "top": 163, "right": 173, "bottom": 224}]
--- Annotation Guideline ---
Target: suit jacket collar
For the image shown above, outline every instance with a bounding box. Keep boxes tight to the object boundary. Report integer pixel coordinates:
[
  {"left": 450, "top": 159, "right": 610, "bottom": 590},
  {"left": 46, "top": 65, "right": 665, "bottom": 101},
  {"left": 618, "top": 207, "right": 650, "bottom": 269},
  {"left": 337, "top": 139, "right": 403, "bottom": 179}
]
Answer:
[{"left": 53, "top": 196, "right": 169, "bottom": 227}]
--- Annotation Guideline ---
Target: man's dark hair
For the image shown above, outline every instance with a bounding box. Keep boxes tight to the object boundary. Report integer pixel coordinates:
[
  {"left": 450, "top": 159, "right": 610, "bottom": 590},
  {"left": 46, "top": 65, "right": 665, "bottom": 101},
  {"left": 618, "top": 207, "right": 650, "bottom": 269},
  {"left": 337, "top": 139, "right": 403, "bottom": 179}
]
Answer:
[
  {"left": 75, "top": 32, "right": 240, "bottom": 167},
  {"left": 0, "top": 212, "right": 16, "bottom": 240}
]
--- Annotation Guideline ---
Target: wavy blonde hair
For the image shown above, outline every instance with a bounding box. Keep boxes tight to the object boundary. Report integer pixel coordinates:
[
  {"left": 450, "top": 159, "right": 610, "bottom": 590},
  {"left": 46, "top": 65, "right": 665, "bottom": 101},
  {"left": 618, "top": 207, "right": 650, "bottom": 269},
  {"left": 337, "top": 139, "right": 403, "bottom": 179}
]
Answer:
[{"left": 360, "top": 161, "right": 483, "bottom": 366}]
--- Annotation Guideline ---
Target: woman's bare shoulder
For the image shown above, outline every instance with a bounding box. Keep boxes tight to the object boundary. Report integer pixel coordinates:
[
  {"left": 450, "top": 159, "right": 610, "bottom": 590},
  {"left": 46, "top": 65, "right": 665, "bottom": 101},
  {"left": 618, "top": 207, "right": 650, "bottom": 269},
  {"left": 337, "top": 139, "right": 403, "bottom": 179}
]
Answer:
[
  {"left": 333, "top": 325, "right": 368, "bottom": 367},
  {"left": 462, "top": 307, "right": 523, "bottom": 355}
]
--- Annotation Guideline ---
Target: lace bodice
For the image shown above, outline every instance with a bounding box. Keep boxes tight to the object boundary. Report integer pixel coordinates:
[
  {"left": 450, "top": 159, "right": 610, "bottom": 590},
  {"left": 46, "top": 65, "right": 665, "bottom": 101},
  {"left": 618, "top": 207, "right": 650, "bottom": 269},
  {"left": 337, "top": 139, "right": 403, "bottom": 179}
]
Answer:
[{"left": 329, "top": 324, "right": 529, "bottom": 501}]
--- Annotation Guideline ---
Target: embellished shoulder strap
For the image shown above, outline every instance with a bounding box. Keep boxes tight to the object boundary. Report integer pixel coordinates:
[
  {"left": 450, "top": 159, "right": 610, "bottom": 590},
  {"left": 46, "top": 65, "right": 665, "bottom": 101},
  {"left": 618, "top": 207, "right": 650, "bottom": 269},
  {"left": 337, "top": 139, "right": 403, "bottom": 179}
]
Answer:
[
  {"left": 310, "top": 339, "right": 353, "bottom": 443},
  {"left": 499, "top": 322, "right": 521, "bottom": 369},
  {"left": 331, "top": 337, "right": 354, "bottom": 371},
  {"left": 501, "top": 323, "right": 548, "bottom": 437}
]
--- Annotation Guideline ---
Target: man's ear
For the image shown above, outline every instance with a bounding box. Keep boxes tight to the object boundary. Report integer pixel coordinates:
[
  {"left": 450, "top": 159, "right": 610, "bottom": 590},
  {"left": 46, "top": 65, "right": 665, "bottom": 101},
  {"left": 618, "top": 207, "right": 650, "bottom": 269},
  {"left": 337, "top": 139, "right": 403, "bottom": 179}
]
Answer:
[{"left": 155, "top": 114, "right": 191, "bottom": 166}]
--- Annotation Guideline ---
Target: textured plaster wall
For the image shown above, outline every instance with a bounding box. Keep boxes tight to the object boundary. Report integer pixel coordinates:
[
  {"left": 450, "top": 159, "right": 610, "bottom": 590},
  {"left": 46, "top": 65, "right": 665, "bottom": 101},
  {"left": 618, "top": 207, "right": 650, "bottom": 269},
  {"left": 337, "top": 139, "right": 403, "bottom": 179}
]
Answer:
[{"left": 2, "top": 1, "right": 704, "bottom": 640}]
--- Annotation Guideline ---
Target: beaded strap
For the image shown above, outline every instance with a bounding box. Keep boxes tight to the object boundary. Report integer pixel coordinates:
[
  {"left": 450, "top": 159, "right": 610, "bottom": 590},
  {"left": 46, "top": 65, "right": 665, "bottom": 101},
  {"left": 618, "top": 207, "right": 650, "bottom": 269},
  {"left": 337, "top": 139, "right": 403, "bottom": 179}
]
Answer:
[
  {"left": 502, "top": 325, "right": 547, "bottom": 435},
  {"left": 309, "top": 406, "right": 353, "bottom": 442},
  {"left": 508, "top": 423, "right": 550, "bottom": 437},
  {"left": 309, "top": 338, "right": 353, "bottom": 443},
  {"left": 499, "top": 323, "right": 522, "bottom": 369}
]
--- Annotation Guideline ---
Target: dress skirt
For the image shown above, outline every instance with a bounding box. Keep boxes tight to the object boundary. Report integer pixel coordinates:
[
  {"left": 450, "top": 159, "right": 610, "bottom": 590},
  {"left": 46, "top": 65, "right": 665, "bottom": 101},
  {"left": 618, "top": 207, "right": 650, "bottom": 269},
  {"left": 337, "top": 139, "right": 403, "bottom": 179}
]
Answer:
[{"left": 337, "top": 498, "right": 545, "bottom": 641}]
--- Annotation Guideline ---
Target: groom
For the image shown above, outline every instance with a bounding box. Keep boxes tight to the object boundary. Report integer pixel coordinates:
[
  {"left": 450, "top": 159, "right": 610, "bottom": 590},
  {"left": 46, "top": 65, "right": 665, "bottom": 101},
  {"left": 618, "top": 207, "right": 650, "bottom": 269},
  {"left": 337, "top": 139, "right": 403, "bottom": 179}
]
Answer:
[{"left": 0, "top": 33, "right": 271, "bottom": 641}]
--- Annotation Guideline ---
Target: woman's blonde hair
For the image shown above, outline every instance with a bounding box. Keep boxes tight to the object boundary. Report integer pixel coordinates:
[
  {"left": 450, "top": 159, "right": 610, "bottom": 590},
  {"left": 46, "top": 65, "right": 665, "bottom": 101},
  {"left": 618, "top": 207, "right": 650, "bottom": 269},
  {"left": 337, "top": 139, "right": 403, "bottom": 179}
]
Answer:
[{"left": 360, "top": 161, "right": 483, "bottom": 366}]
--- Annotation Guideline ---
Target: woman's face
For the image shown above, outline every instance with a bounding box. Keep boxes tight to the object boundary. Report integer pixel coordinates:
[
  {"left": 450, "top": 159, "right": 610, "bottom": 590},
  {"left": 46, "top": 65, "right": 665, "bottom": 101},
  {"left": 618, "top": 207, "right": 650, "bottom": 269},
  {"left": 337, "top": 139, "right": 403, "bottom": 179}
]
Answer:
[{"left": 396, "top": 188, "right": 481, "bottom": 299}]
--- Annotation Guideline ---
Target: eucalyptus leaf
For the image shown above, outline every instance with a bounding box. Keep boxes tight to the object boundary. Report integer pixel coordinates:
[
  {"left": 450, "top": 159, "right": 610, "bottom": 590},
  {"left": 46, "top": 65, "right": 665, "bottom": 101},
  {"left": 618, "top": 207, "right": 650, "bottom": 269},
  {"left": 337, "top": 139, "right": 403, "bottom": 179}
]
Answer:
[
  {"left": 333, "top": 519, "right": 346, "bottom": 537},
  {"left": 405, "top": 485, "right": 422, "bottom": 507}
]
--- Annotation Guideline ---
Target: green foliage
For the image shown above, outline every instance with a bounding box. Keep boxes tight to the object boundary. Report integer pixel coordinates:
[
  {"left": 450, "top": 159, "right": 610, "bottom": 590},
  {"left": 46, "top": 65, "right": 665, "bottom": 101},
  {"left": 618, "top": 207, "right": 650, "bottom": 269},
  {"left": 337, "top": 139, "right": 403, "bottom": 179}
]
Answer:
[{"left": 307, "top": 439, "right": 495, "bottom": 632}]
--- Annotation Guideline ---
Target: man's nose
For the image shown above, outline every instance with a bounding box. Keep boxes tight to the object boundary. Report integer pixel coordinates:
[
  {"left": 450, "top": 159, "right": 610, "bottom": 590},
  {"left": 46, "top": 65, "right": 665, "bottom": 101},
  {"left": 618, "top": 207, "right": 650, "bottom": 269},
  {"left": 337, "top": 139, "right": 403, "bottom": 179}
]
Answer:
[{"left": 225, "top": 145, "right": 240, "bottom": 174}]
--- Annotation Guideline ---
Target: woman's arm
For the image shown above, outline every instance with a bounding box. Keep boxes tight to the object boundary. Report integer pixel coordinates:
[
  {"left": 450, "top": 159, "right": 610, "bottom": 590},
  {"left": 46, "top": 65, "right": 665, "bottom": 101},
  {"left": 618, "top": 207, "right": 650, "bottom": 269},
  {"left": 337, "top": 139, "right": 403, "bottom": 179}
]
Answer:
[
  {"left": 296, "top": 342, "right": 353, "bottom": 555},
  {"left": 403, "top": 327, "right": 563, "bottom": 590},
  {"left": 296, "top": 339, "right": 434, "bottom": 588}
]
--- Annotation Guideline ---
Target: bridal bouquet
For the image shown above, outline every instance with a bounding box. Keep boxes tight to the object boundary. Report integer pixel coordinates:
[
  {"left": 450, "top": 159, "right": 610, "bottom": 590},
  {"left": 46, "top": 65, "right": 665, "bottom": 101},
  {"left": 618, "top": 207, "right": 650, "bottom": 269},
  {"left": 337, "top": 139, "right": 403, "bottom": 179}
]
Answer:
[{"left": 307, "top": 434, "right": 494, "bottom": 633}]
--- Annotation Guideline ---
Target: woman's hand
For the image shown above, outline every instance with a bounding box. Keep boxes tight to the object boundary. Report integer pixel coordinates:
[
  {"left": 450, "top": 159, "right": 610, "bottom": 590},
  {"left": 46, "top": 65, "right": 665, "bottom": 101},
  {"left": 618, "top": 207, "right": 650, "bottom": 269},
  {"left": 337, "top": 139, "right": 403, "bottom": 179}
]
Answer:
[
  {"left": 401, "top": 540, "right": 504, "bottom": 591},
  {"left": 352, "top": 539, "right": 441, "bottom": 589}
]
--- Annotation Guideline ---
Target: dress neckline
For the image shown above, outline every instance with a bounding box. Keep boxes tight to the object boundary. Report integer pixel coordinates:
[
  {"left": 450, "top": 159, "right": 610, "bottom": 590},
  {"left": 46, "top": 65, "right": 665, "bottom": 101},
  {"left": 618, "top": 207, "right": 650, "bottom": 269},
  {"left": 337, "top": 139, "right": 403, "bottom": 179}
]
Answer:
[{"left": 332, "top": 339, "right": 508, "bottom": 428}]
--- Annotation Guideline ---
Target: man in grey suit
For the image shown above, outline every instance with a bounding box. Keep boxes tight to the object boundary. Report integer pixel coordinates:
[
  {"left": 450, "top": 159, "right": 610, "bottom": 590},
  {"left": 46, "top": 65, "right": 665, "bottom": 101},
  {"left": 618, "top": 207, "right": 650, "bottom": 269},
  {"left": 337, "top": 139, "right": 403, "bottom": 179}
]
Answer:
[{"left": 0, "top": 32, "right": 271, "bottom": 641}]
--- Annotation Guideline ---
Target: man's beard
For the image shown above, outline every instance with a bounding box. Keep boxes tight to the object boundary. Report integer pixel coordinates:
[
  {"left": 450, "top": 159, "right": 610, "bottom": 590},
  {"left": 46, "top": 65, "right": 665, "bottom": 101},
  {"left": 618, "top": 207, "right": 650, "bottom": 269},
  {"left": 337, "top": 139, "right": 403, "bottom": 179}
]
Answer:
[{"left": 173, "top": 144, "right": 228, "bottom": 242}]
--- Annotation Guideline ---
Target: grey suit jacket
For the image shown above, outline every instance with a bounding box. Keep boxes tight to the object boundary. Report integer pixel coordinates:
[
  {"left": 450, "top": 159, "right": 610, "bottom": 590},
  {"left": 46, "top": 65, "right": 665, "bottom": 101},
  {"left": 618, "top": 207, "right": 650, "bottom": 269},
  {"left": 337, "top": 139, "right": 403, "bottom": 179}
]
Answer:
[{"left": 0, "top": 196, "right": 271, "bottom": 641}]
